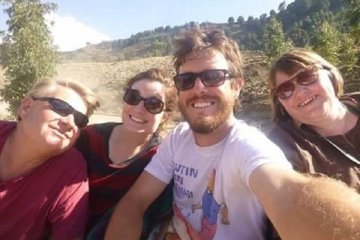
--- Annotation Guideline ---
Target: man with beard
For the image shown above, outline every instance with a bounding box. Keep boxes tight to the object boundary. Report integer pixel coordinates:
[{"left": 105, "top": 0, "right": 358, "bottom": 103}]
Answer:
[{"left": 105, "top": 28, "right": 360, "bottom": 240}]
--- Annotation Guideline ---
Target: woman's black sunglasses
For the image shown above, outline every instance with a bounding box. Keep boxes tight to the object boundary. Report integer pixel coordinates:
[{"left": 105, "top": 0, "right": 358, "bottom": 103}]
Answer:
[
  {"left": 173, "top": 69, "right": 233, "bottom": 91},
  {"left": 32, "top": 97, "right": 89, "bottom": 128},
  {"left": 123, "top": 88, "right": 165, "bottom": 114}
]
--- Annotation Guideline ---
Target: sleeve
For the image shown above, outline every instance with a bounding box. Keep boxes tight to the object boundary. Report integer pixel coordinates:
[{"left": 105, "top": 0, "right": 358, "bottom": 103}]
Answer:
[
  {"left": 49, "top": 152, "right": 89, "bottom": 240},
  {"left": 145, "top": 124, "right": 186, "bottom": 184},
  {"left": 233, "top": 127, "right": 293, "bottom": 186}
]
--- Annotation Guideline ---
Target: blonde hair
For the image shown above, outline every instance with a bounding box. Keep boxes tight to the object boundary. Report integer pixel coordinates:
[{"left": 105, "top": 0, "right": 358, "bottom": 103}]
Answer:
[
  {"left": 24, "top": 78, "right": 100, "bottom": 117},
  {"left": 268, "top": 48, "right": 344, "bottom": 122}
]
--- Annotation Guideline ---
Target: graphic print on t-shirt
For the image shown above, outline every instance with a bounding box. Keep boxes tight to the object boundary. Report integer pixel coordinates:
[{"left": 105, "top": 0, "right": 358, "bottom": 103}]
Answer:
[
  {"left": 174, "top": 169, "right": 229, "bottom": 239},
  {"left": 174, "top": 163, "right": 198, "bottom": 199}
]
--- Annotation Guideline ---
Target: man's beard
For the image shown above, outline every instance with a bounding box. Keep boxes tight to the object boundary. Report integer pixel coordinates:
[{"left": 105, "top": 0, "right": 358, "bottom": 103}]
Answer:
[{"left": 178, "top": 95, "right": 234, "bottom": 134}]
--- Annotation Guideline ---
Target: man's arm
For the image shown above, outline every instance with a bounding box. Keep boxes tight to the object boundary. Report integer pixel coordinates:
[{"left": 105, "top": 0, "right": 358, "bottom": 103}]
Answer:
[
  {"left": 250, "top": 164, "right": 360, "bottom": 240},
  {"left": 105, "top": 171, "right": 168, "bottom": 240}
]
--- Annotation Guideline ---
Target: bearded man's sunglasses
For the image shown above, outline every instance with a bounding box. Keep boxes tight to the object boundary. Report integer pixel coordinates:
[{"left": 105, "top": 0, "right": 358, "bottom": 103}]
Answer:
[
  {"left": 123, "top": 88, "right": 165, "bottom": 114},
  {"left": 32, "top": 97, "right": 89, "bottom": 128},
  {"left": 272, "top": 65, "right": 329, "bottom": 100},
  {"left": 173, "top": 69, "right": 233, "bottom": 91}
]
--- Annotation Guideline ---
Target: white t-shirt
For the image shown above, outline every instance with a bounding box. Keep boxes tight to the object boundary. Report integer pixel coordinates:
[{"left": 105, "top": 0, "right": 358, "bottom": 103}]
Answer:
[{"left": 146, "top": 119, "right": 291, "bottom": 240}]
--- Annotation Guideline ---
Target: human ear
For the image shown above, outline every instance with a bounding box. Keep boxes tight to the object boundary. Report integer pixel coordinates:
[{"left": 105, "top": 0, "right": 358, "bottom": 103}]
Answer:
[
  {"left": 17, "top": 97, "right": 34, "bottom": 120},
  {"left": 232, "top": 77, "right": 244, "bottom": 98}
]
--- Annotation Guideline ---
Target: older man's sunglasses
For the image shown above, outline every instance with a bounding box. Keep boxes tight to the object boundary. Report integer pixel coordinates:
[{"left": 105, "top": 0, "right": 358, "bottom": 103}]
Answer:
[
  {"left": 272, "top": 65, "right": 328, "bottom": 100},
  {"left": 173, "top": 69, "right": 233, "bottom": 91},
  {"left": 32, "top": 97, "right": 89, "bottom": 128},
  {"left": 123, "top": 88, "right": 165, "bottom": 114}
]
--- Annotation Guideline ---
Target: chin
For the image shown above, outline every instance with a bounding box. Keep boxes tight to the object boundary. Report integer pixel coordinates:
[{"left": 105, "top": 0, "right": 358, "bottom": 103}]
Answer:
[
  {"left": 132, "top": 129, "right": 155, "bottom": 135},
  {"left": 47, "top": 138, "right": 72, "bottom": 151}
]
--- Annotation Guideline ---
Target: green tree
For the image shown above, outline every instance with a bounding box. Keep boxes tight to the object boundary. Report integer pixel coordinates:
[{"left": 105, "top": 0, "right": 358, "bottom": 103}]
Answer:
[
  {"left": 311, "top": 21, "right": 340, "bottom": 64},
  {"left": 228, "top": 17, "right": 235, "bottom": 25},
  {"left": 344, "top": 0, "right": 360, "bottom": 44},
  {"left": 263, "top": 17, "right": 292, "bottom": 62},
  {"left": 278, "top": 1, "right": 286, "bottom": 12},
  {"left": 0, "top": 0, "right": 59, "bottom": 116},
  {"left": 338, "top": 32, "right": 357, "bottom": 74},
  {"left": 151, "top": 38, "right": 165, "bottom": 56},
  {"left": 237, "top": 16, "right": 244, "bottom": 25},
  {"left": 288, "top": 26, "right": 309, "bottom": 47},
  {"left": 259, "top": 13, "right": 267, "bottom": 23}
]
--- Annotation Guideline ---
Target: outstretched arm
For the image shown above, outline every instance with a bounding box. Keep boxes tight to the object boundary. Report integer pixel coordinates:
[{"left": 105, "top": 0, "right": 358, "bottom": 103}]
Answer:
[
  {"left": 250, "top": 164, "right": 360, "bottom": 240},
  {"left": 105, "top": 171, "right": 168, "bottom": 240}
]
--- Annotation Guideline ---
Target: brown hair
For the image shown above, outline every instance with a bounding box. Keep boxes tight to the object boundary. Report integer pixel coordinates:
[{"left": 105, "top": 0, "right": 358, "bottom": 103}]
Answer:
[
  {"left": 173, "top": 26, "right": 244, "bottom": 80},
  {"left": 125, "top": 68, "right": 177, "bottom": 133},
  {"left": 173, "top": 26, "right": 244, "bottom": 109},
  {"left": 268, "top": 48, "right": 344, "bottom": 122},
  {"left": 25, "top": 78, "right": 100, "bottom": 117}
]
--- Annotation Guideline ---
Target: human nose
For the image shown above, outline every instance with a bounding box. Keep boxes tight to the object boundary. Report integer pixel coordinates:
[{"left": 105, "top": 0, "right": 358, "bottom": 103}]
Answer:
[
  {"left": 134, "top": 99, "right": 148, "bottom": 113},
  {"left": 193, "top": 76, "right": 206, "bottom": 91},
  {"left": 293, "top": 82, "right": 308, "bottom": 98},
  {"left": 59, "top": 114, "right": 77, "bottom": 130}
]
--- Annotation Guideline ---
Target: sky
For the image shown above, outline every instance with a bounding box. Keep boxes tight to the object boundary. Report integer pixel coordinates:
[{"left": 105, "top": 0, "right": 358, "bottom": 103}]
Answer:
[{"left": 0, "top": 0, "right": 294, "bottom": 52}]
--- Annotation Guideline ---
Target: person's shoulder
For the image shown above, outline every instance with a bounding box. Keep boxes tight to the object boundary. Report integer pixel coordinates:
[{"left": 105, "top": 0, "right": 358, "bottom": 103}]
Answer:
[
  {"left": 268, "top": 123, "right": 292, "bottom": 143},
  {"left": 228, "top": 119, "right": 282, "bottom": 152},
  {"left": 53, "top": 148, "right": 86, "bottom": 169},
  {"left": 340, "top": 91, "right": 360, "bottom": 101},
  {"left": 84, "top": 122, "right": 119, "bottom": 133},
  {"left": 78, "top": 122, "right": 119, "bottom": 145},
  {"left": 160, "top": 122, "right": 193, "bottom": 149},
  {"left": 0, "top": 120, "right": 16, "bottom": 134},
  {"left": 340, "top": 92, "right": 360, "bottom": 115},
  {"left": 38, "top": 148, "right": 87, "bottom": 184},
  {"left": 231, "top": 119, "right": 268, "bottom": 141},
  {"left": 169, "top": 121, "right": 192, "bottom": 137}
]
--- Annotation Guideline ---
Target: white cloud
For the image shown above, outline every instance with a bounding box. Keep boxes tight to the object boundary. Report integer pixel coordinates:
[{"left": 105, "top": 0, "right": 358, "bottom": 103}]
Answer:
[{"left": 46, "top": 13, "right": 111, "bottom": 52}]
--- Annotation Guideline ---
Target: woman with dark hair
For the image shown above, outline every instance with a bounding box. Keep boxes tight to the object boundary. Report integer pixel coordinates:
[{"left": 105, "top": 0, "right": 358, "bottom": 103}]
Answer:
[
  {"left": 76, "top": 68, "right": 177, "bottom": 239},
  {"left": 267, "top": 48, "right": 360, "bottom": 191}
]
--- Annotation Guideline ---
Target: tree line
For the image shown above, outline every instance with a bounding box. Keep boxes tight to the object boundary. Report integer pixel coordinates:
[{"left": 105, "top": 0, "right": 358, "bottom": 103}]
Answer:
[{"left": 0, "top": 0, "right": 359, "bottom": 117}]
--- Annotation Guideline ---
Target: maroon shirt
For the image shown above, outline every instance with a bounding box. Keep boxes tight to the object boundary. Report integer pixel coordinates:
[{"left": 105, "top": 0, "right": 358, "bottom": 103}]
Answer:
[{"left": 0, "top": 121, "right": 89, "bottom": 240}]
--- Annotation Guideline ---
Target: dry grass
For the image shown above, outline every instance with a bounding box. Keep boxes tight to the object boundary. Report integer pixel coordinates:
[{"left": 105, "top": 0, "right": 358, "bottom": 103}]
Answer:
[
  {"left": 0, "top": 53, "right": 273, "bottom": 128},
  {"left": 55, "top": 56, "right": 174, "bottom": 116}
]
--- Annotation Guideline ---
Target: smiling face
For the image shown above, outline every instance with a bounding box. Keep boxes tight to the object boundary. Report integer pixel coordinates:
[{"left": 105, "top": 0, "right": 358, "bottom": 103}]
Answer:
[
  {"left": 177, "top": 50, "right": 242, "bottom": 134},
  {"left": 19, "top": 85, "right": 87, "bottom": 154},
  {"left": 122, "top": 79, "right": 167, "bottom": 134},
  {"left": 275, "top": 68, "right": 338, "bottom": 125}
]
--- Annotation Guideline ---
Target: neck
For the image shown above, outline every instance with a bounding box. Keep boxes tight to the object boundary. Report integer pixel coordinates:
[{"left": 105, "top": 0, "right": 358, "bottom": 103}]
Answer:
[
  {"left": 193, "top": 116, "right": 234, "bottom": 147},
  {"left": 109, "top": 125, "right": 154, "bottom": 165},
  {"left": 114, "top": 125, "right": 153, "bottom": 146},
  {"left": 0, "top": 129, "right": 53, "bottom": 180},
  {"left": 308, "top": 102, "right": 357, "bottom": 136}
]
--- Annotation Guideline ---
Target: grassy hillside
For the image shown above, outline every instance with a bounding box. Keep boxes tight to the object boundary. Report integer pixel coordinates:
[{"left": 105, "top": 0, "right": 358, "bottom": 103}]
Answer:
[
  {"left": 56, "top": 56, "right": 174, "bottom": 115},
  {"left": 0, "top": 52, "right": 273, "bottom": 130}
]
